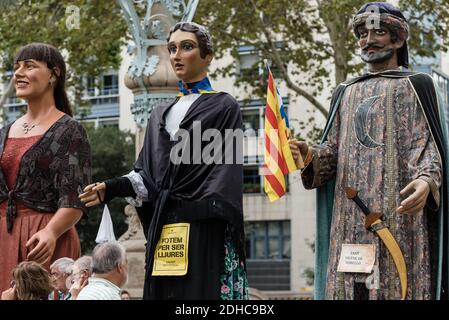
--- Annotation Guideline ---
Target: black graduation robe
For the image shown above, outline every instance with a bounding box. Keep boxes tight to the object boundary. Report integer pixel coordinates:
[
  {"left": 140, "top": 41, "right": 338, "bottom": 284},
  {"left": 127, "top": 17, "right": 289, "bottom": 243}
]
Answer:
[{"left": 133, "top": 92, "right": 245, "bottom": 299}]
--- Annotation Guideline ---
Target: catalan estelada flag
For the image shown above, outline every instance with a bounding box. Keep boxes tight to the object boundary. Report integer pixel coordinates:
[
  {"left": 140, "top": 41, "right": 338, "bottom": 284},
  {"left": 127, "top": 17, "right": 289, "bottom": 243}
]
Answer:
[{"left": 263, "top": 66, "right": 297, "bottom": 202}]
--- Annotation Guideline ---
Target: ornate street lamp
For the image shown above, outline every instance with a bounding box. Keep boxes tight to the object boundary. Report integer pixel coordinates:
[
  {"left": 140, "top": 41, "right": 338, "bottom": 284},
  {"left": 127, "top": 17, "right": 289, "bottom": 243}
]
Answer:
[{"left": 117, "top": 0, "right": 199, "bottom": 128}]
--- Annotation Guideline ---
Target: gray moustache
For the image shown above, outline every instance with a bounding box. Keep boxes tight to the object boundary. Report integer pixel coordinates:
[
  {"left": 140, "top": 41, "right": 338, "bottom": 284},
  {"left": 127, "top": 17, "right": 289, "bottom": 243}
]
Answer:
[{"left": 361, "top": 44, "right": 385, "bottom": 52}]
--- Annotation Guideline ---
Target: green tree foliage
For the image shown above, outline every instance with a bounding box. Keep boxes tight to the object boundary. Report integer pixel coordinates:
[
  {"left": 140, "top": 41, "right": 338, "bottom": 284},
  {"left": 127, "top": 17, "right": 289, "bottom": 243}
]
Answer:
[
  {"left": 0, "top": 0, "right": 127, "bottom": 113},
  {"left": 76, "top": 125, "right": 135, "bottom": 253},
  {"left": 196, "top": 0, "right": 449, "bottom": 119}
]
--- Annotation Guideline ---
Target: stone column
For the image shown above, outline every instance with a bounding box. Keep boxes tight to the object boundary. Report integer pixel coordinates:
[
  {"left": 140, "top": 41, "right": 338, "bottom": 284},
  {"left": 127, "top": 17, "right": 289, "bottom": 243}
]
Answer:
[{"left": 118, "top": 205, "right": 146, "bottom": 298}]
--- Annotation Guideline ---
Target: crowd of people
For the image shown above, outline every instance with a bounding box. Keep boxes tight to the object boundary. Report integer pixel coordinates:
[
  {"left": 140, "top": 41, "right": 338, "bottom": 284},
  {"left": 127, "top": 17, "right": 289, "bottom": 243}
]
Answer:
[{"left": 0, "top": 241, "right": 132, "bottom": 300}]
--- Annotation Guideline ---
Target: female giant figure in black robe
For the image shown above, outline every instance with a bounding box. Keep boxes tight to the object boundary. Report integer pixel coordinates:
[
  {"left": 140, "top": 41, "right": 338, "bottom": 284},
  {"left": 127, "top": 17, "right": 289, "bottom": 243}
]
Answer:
[{"left": 80, "top": 22, "right": 248, "bottom": 300}]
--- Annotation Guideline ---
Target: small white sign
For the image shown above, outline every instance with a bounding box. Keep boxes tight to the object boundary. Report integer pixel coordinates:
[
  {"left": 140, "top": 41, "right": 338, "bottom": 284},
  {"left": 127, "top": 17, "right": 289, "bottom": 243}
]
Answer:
[{"left": 337, "top": 244, "right": 376, "bottom": 273}]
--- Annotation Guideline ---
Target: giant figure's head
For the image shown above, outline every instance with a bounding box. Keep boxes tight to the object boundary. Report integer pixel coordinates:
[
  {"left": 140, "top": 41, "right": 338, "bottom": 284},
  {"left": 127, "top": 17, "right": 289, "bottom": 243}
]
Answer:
[
  {"left": 352, "top": 2, "right": 409, "bottom": 69},
  {"left": 167, "top": 22, "right": 214, "bottom": 83},
  {"left": 13, "top": 42, "right": 72, "bottom": 116}
]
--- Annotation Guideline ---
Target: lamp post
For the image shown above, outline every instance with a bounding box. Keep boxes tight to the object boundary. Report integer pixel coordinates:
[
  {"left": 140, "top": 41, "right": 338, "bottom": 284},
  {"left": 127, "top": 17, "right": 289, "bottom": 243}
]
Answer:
[{"left": 117, "top": 0, "right": 199, "bottom": 128}]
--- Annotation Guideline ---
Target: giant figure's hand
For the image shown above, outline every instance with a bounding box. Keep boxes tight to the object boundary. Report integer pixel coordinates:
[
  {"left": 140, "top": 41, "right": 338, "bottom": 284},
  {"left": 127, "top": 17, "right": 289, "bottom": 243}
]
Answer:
[
  {"left": 396, "top": 178, "right": 430, "bottom": 214},
  {"left": 289, "top": 139, "right": 309, "bottom": 168},
  {"left": 79, "top": 183, "right": 106, "bottom": 207},
  {"left": 26, "top": 228, "right": 57, "bottom": 264}
]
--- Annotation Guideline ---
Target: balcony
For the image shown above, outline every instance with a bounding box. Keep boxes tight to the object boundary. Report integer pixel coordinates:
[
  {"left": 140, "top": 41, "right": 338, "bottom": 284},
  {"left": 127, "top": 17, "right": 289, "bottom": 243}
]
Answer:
[
  {"left": 79, "top": 84, "right": 120, "bottom": 121},
  {"left": 246, "top": 260, "right": 290, "bottom": 291}
]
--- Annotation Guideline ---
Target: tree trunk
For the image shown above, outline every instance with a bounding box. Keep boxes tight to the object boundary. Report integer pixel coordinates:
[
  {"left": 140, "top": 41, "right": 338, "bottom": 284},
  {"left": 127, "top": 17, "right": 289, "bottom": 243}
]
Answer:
[
  {"left": 318, "top": 2, "right": 350, "bottom": 85},
  {"left": 249, "top": 0, "right": 329, "bottom": 118}
]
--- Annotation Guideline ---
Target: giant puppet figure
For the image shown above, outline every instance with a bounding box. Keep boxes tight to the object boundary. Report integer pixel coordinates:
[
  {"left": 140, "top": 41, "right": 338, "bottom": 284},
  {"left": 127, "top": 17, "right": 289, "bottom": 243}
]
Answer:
[
  {"left": 79, "top": 22, "right": 248, "bottom": 300},
  {"left": 290, "top": 2, "right": 449, "bottom": 300}
]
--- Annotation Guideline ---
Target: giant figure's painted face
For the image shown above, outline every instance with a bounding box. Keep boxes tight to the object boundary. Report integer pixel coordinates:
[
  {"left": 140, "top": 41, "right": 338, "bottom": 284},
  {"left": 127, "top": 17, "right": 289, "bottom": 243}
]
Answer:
[
  {"left": 167, "top": 30, "right": 212, "bottom": 83},
  {"left": 13, "top": 59, "right": 54, "bottom": 100},
  {"left": 352, "top": 2, "right": 410, "bottom": 68},
  {"left": 357, "top": 25, "right": 399, "bottom": 65}
]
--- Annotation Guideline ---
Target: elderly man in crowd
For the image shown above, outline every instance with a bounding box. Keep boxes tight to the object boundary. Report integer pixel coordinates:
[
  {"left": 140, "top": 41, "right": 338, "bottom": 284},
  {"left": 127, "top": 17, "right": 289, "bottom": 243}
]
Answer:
[
  {"left": 69, "top": 255, "right": 93, "bottom": 300},
  {"left": 49, "top": 257, "right": 74, "bottom": 300},
  {"left": 77, "top": 242, "right": 128, "bottom": 300}
]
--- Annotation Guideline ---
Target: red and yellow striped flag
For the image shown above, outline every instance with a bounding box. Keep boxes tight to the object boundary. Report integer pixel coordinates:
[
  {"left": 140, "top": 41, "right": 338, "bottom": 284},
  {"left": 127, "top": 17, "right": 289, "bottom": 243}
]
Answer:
[{"left": 263, "top": 66, "right": 297, "bottom": 202}]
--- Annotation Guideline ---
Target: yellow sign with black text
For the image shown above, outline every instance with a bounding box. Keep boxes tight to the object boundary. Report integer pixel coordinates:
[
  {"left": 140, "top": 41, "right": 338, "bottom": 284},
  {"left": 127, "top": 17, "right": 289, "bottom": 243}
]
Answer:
[{"left": 152, "top": 223, "right": 190, "bottom": 276}]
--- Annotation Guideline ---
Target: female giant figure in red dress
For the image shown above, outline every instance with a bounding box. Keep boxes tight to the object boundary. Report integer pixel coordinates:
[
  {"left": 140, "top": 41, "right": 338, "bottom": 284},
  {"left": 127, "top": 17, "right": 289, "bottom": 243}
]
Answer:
[{"left": 0, "top": 43, "right": 91, "bottom": 293}]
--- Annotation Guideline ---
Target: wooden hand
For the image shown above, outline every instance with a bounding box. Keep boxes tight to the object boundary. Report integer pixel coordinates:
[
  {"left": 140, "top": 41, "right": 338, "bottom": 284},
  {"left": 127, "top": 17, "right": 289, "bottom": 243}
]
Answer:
[
  {"left": 79, "top": 182, "right": 106, "bottom": 207},
  {"left": 396, "top": 178, "right": 430, "bottom": 214}
]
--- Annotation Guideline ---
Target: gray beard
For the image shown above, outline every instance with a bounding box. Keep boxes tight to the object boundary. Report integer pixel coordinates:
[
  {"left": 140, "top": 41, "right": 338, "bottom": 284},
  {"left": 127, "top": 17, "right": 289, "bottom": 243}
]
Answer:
[{"left": 361, "top": 48, "right": 394, "bottom": 64}]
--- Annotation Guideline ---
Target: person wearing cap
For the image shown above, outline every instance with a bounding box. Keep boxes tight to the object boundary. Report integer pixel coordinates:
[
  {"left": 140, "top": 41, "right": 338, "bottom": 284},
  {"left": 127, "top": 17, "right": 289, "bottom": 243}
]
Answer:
[{"left": 290, "top": 2, "right": 449, "bottom": 300}]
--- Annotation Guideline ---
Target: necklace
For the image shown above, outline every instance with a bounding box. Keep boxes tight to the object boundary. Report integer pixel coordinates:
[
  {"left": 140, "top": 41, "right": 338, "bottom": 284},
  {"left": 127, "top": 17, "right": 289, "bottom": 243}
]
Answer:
[{"left": 22, "top": 121, "right": 39, "bottom": 134}]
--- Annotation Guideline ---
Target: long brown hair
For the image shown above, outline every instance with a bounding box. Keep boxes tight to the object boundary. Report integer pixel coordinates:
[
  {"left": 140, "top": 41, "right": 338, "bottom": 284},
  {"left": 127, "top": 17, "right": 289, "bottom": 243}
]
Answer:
[
  {"left": 12, "top": 261, "right": 54, "bottom": 300},
  {"left": 14, "top": 42, "right": 73, "bottom": 116}
]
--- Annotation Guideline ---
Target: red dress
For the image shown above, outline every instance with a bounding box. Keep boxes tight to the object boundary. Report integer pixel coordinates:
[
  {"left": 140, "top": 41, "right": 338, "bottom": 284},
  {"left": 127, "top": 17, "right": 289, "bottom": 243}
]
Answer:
[{"left": 0, "top": 136, "right": 80, "bottom": 293}]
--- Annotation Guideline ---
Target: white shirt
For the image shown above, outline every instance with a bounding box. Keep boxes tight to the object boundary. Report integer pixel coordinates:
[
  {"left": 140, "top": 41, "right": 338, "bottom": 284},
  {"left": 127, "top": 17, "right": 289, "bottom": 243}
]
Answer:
[
  {"left": 165, "top": 94, "right": 201, "bottom": 140},
  {"left": 124, "top": 94, "right": 202, "bottom": 207},
  {"left": 76, "top": 277, "right": 121, "bottom": 300}
]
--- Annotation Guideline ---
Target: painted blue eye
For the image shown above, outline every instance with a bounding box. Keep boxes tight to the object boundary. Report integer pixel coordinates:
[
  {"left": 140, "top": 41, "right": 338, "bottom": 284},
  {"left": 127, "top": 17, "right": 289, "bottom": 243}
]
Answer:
[
  {"left": 168, "top": 46, "right": 177, "bottom": 54},
  {"left": 182, "top": 43, "right": 194, "bottom": 51}
]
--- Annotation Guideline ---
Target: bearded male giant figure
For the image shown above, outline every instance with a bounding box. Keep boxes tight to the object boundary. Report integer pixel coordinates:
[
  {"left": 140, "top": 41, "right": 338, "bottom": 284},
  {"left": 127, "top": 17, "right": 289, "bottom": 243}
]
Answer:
[{"left": 290, "top": 2, "right": 449, "bottom": 300}]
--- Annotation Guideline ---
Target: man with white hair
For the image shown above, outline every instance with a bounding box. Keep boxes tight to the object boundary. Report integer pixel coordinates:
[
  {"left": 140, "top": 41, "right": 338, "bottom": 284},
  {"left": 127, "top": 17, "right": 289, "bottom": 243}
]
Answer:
[
  {"left": 69, "top": 255, "right": 93, "bottom": 300},
  {"left": 49, "top": 257, "right": 74, "bottom": 300},
  {"left": 77, "top": 242, "right": 128, "bottom": 300}
]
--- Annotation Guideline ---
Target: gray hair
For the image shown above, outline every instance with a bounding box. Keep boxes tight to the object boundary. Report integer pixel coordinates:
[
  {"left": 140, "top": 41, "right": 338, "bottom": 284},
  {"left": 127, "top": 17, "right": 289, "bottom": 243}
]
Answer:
[
  {"left": 92, "top": 242, "right": 126, "bottom": 274},
  {"left": 74, "top": 255, "right": 93, "bottom": 274},
  {"left": 50, "top": 257, "right": 74, "bottom": 275}
]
